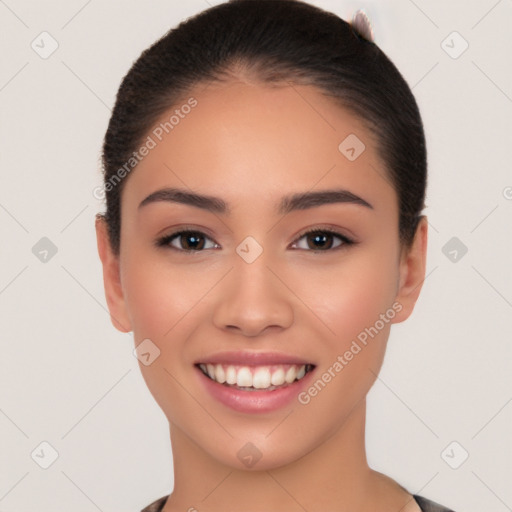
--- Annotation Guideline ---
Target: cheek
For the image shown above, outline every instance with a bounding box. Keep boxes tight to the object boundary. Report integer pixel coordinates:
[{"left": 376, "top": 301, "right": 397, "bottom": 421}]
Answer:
[
  {"left": 292, "top": 254, "right": 400, "bottom": 426},
  {"left": 120, "top": 251, "right": 209, "bottom": 340},
  {"left": 119, "top": 253, "right": 208, "bottom": 421},
  {"left": 292, "top": 248, "right": 400, "bottom": 345}
]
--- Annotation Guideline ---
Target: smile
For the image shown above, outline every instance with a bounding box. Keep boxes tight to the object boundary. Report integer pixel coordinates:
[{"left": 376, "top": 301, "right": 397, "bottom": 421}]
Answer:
[{"left": 196, "top": 363, "right": 315, "bottom": 391}]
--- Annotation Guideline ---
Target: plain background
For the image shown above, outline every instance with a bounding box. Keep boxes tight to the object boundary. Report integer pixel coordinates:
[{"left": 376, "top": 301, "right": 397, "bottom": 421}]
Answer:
[{"left": 1, "top": 0, "right": 511, "bottom": 511}]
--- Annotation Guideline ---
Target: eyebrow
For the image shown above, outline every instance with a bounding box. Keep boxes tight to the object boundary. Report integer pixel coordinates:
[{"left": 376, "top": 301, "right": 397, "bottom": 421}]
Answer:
[{"left": 138, "top": 187, "right": 373, "bottom": 215}]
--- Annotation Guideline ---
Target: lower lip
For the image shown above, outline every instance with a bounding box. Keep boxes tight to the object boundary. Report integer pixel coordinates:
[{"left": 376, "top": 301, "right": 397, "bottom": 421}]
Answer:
[{"left": 196, "top": 366, "right": 315, "bottom": 413}]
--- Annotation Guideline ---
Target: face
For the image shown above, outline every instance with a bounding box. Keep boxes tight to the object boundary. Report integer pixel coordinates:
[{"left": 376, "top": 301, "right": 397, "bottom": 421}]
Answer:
[{"left": 97, "top": 79, "right": 427, "bottom": 471}]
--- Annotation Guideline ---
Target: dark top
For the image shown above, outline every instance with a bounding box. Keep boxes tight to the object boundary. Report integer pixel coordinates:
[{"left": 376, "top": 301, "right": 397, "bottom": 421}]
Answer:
[{"left": 141, "top": 494, "right": 456, "bottom": 511}]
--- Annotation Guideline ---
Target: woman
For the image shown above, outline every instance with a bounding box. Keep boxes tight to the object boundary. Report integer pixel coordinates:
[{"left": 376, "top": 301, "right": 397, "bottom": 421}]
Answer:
[{"left": 95, "top": 1, "right": 456, "bottom": 510}]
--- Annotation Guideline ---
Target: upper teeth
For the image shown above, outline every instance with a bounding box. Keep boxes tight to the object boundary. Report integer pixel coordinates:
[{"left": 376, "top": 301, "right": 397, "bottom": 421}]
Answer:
[{"left": 198, "top": 363, "right": 310, "bottom": 389}]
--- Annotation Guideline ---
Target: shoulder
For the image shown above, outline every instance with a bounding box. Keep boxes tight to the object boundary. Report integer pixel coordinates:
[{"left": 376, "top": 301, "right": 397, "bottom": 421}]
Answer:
[
  {"left": 140, "top": 493, "right": 456, "bottom": 512},
  {"left": 141, "top": 495, "right": 169, "bottom": 512},
  {"left": 414, "top": 494, "right": 457, "bottom": 512}
]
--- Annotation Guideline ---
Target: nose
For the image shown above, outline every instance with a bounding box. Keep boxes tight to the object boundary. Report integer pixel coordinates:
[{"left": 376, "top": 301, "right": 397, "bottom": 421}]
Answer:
[{"left": 212, "top": 256, "right": 294, "bottom": 337}]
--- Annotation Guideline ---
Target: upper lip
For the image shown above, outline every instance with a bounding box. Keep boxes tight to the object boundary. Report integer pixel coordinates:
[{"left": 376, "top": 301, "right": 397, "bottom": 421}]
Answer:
[{"left": 195, "top": 351, "right": 315, "bottom": 366}]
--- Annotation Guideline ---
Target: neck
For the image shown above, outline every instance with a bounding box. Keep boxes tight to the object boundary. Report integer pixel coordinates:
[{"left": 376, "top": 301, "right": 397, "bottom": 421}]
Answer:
[{"left": 162, "top": 399, "right": 407, "bottom": 512}]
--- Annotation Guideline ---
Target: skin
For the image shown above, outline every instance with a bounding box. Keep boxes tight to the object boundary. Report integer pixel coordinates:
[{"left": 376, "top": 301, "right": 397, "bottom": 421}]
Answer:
[{"left": 96, "top": 78, "right": 428, "bottom": 512}]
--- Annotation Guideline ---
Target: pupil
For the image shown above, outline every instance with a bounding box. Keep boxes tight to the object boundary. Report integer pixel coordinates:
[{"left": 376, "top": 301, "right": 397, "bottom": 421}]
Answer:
[
  {"left": 183, "top": 233, "right": 203, "bottom": 250},
  {"left": 310, "top": 232, "right": 332, "bottom": 249}
]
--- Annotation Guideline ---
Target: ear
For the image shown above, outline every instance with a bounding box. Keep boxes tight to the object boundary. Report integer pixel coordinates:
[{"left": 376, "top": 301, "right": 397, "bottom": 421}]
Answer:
[
  {"left": 391, "top": 216, "right": 428, "bottom": 324},
  {"left": 95, "top": 215, "right": 132, "bottom": 333}
]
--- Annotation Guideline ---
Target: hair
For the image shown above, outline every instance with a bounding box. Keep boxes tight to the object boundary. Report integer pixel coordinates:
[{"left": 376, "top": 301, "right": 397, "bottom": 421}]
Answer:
[{"left": 100, "top": 0, "right": 427, "bottom": 255}]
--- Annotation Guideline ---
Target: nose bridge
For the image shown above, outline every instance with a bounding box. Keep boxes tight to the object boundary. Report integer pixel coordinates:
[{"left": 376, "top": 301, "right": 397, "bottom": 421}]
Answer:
[
  {"left": 233, "top": 246, "right": 275, "bottom": 296},
  {"left": 212, "top": 243, "right": 294, "bottom": 336},
  {"left": 233, "top": 233, "right": 275, "bottom": 290}
]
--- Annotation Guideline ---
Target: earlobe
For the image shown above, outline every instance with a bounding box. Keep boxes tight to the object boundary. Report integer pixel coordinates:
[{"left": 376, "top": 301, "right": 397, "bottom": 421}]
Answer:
[
  {"left": 95, "top": 215, "right": 132, "bottom": 333},
  {"left": 392, "top": 216, "right": 428, "bottom": 324}
]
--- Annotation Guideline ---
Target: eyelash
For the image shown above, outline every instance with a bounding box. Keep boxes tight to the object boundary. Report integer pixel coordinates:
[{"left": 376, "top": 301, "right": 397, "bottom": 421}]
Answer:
[{"left": 155, "top": 226, "right": 355, "bottom": 253}]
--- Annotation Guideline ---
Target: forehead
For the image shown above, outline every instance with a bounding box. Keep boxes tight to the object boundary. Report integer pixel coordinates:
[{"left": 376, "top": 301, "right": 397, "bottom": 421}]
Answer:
[{"left": 122, "top": 80, "right": 396, "bottom": 215}]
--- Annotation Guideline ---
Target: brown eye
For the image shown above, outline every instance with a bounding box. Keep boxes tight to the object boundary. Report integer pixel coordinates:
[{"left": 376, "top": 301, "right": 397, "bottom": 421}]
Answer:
[
  {"left": 157, "top": 230, "right": 218, "bottom": 251},
  {"left": 177, "top": 232, "right": 206, "bottom": 250},
  {"left": 291, "top": 229, "right": 353, "bottom": 252},
  {"left": 305, "top": 231, "right": 335, "bottom": 250}
]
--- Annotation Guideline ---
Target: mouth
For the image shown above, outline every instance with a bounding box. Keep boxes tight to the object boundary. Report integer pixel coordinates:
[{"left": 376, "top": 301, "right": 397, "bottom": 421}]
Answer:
[{"left": 195, "top": 362, "right": 316, "bottom": 392}]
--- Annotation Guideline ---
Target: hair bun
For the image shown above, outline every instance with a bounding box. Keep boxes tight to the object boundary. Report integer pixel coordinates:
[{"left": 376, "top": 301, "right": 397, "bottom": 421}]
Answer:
[{"left": 351, "top": 10, "right": 375, "bottom": 42}]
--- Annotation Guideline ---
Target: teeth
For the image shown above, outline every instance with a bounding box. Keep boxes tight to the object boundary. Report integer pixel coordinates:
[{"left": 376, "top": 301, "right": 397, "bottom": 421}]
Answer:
[
  {"left": 214, "top": 364, "right": 226, "bottom": 384},
  {"left": 198, "top": 363, "right": 312, "bottom": 390},
  {"left": 226, "top": 365, "right": 237, "bottom": 385},
  {"left": 253, "top": 367, "right": 271, "bottom": 389},
  {"left": 285, "top": 366, "right": 297, "bottom": 383},
  {"left": 270, "top": 367, "right": 285, "bottom": 386},
  {"left": 206, "top": 363, "right": 215, "bottom": 380},
  {"left": 236, "top": 367, "right": 252, "bottom": 387}
]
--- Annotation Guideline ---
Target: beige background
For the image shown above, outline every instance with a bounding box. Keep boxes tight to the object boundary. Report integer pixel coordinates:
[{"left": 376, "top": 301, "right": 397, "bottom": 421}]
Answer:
[{"left": 1, "top": 0, "right": 511, "bottom": 510}]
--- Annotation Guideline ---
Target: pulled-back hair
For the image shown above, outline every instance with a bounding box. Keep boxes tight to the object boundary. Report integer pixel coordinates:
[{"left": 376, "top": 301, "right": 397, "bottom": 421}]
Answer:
[{"left": 100, "top": 0, "right": 427, "bottom": 255}]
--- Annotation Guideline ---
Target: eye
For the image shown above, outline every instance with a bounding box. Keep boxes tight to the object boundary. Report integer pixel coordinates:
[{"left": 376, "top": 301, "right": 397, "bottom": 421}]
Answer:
[
  {"left": 156, "top": 229, "right": 219, "bottom": 252},
  {"left": 290, "top": 228, "right": 354, "bottom": 252},
  {"left": 156, "top": 227, "right": 354, "bottom": 253}
]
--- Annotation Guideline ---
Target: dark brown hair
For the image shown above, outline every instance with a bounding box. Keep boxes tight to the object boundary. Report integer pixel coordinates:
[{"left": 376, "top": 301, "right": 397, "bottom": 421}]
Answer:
[{"left": 100, "top": 0, "right": 427, "bottom": 255}]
